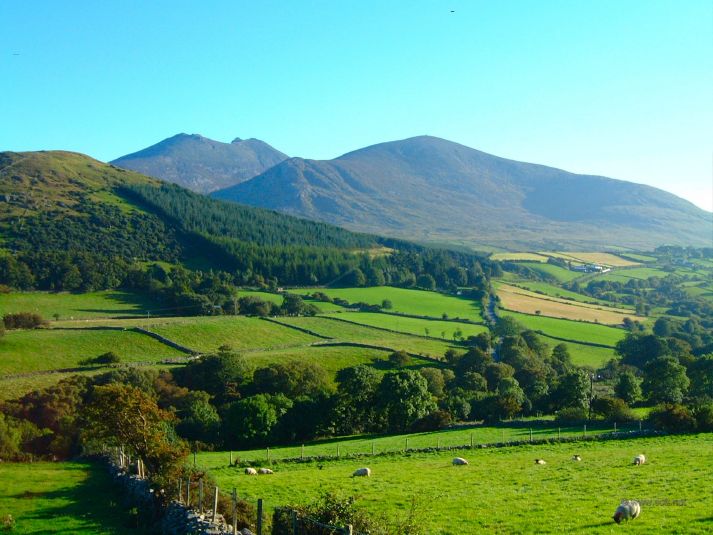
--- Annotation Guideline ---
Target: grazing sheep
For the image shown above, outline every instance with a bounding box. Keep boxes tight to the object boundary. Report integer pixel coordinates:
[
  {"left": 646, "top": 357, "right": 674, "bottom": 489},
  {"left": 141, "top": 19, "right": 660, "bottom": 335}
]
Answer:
[
  {"left": 257, "top": 468, "right": 274, "bottom": 475},
  {"left": 244, "top": 467, "right": 258, "bottom": 475},
  {"left": 613, "top": 500, "right": 641, "bottom": 524},
  {"left": 352, "top": 467, "right": 371, "bottom": 477},
  {"left": 534, "top": 459, "right": 546, "bottom": 465},
  {"left": 452, "top": 457, "right": 469, "bottom": 466},
  {"left": 572, "top": 455, "right": 582, "bottom": 462},
  {"left": 633, "top": 454, "right": 646, "bottom": 465}
]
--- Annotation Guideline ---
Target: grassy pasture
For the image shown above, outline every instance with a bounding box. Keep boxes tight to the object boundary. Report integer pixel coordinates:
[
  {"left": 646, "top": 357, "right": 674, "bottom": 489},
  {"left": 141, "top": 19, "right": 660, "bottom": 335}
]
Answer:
[
  {"left": 197, "top": 419, "right": 642, "bottom": 466},
  {"left": 330, "top": 312, "right": 489, "bottom": 340},
  {"left": 205, "top": 434, "right": 713, "bottom": 534},
  {"left": 0, "top": 328, "right": 184, "bottom": 375},
  {"left": 296, "top": 287, "right": 484, "bottom": 321},
  {"left": 0, "top": 461, "right": 146, "bottom": 534},
  {"left": 273, "top": 316, "right": 455, "bottom": 358},
  {"left": 497, "top": 284, "right": 643, "bottom": 326},
  {"left": 516, "top": 262, "right": 584, "bottom": 283},
  {"left": 499, "top": 310, "right": 626, "bottom": 348},
  {"left": 545, "top": 339, "right": 617, "bottom": 367},
  {"left": 0, "top": 290, "right": 160, "bottom": 320},
  {"left": 594, "top": 267, "right": 670, "bottom": 283},
  {"left": 490, "top": 252, "right": 550, "bottom": 262},
  {"left": 145, "top": 316, "right": 318, "bottom": 353}
]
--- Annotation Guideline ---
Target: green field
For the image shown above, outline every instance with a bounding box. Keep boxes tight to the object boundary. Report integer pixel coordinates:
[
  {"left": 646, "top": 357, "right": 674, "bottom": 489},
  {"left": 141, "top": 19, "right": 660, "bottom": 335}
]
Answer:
[
  {"left": 0, "top": 328, "right": 185, "bottom": 375},
  {"left": 0, "top": 461, "right": 146, "bottom": 534},
  {"left": 297, "top": 287, "right": 484, "bottom": 321},
  {"left": 517, "top": 262, "right": 584, "bottom": 283},
  {"left": 0, "top": 290, "right": 160, "bottom": 320},
  {"left": 546, "top": 339, "right": 617, "bottom": 367},
  {"left": 204, "top": 434, "right": 713, "bottom": 534},
  {"left": 593, "top": 267, "right": 670, "bottom": 283},
  {"left": 145, "top": 316, "right": 318, "bottom": 353},
  {"left": 331, "top": 312, "right": 489, "bottom": 340},
  {"left": 273, "top": 316, "right": 456, "bottom": 358},
  {"left": 499, "top": 310, "right": 626, "bottom": 348},
  {"left": 197, "top": 419, "right": 641, "bottom": 466}
]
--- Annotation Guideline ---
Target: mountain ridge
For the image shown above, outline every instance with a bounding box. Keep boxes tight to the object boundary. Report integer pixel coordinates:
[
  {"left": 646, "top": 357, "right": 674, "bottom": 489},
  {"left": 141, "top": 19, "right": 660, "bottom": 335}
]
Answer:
[{"left": 212, "top": 135, "right": 712, "bottom": 250}]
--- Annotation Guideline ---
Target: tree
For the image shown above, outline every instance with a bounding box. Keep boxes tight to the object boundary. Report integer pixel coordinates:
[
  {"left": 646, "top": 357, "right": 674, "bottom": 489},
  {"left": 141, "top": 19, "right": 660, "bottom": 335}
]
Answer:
[
  {"left": 83, "top": 384, "right": 188, "bottom": 480},
  {"left": 222, "top": 394, "right": 293, "bottom": 447},
  {"left": 377, "top": 371, "right": 436, "bottom": 432},
  {"left": 252, "top": 361, "right": 330, "bottom": 398},
  {"left": 551, "top": 370, "right": 589, "bottom": 410},
  {"left": 388, "top": 350, "right": 411, "bottom": 368},
  {"left": 381, "top": 299, "right": 393, "bottom": 310},
  {"left": 688, "top": 355, "right": 713, "bottom": 398},
  {"left": 615, "top": 370, "right": 642, "bottom": 404},
  {"left": 484, "top": 362, "right": 515, "bottom": 391},
  {"left": 642, "top": 356, "right": 690, "bottom": 404},
  {"left": 416, "top": 274, "right": 436, "bottom": 291},
  {"left": 494, "top": 316, "right": 524, "bottom": 338},
  {"left": 175, "top": 353, "right": 251, "bottom": 400},
  {"left": 333, "top": 365, "right": 381, "bottom": 434},
  {"left": 175, "top": 391, "right": 221, "bottom": 444},
  {"left": 616, "top": 333, "right": 670, "bottom": 369}
]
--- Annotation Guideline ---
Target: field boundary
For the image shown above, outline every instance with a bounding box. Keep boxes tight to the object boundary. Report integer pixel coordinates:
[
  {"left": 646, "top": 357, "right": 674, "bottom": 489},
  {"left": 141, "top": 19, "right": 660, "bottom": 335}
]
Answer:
[
  {"left": 131, "top": 327, "right": 199, "bottom": 354},
  {"left": 260, "top": 317, "right": 332, "bottom": 339},
  {"left": 310, "top": 340, "right": 443, "bottom": 363}
]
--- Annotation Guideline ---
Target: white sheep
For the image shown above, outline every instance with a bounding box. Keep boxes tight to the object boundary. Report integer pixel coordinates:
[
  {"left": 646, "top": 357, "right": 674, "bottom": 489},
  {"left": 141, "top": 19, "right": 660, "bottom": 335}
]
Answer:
[
  {"left": 352, "top": 467, "right": 371, "bottom": 477},
  {"left": 613, "top": 500, "right": 641, "bottom": 524},
  {"left": 572, "top": 455, "right": 582, "bottom": 462},
  {"left": 244, "top": 467, "right": 258, "bottom": 475},
  {"left": 633, "top": 454, "right": 646, "bottom": 465},
  {"left": 452, "top": 457, "right": 469, "bottom": 466},
  {"left": 534, "top": 459, "right": 546, "bottom": 465},
  {"left": 258, "top": 468, "right": 274, "bottom": 475}
]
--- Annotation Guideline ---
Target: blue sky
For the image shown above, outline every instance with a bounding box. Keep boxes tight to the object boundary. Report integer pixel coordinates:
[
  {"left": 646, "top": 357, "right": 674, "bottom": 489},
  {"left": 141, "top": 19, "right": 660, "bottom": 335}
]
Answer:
[{"left": 2, "top": 0, "right": 711, "bottom": 210}]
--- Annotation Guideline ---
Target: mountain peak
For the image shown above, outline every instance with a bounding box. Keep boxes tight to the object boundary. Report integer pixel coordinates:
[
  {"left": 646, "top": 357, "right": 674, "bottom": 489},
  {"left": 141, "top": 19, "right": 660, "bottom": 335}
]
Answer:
[{"left": 111, "top": 135, "right": 288, "bottom": 193}]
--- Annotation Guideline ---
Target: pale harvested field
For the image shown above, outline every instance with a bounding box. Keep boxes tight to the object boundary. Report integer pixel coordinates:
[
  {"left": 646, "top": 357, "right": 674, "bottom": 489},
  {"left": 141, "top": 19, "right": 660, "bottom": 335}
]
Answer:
[
  {"left": 497, "top": 285, "right": 644, "bottom": 325},
  {"left": 498, "top": 284, "right": 636, "bottom": 314},
  {"left": 561, "top": 252, "right": 641, "bottom": 267},
  {"left": 490, "top": 252, "right": 549, "bottom": 262}
]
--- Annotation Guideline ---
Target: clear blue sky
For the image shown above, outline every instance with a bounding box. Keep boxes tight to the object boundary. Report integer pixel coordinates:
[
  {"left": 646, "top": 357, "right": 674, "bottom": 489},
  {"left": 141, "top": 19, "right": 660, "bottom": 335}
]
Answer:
[{"left": 2, "top": 0, "right": 711, "bottom": 210}]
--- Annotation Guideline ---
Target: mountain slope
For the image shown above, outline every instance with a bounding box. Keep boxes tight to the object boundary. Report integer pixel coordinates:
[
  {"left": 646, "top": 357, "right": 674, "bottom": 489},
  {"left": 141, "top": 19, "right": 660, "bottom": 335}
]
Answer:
[
  {"left": 111, "top": 134, "right": 288, "bottom": 193},
  {"left": 212, "top": 136, "right": 712, "bottom": 250},
  {"left": 0, "top": 150, "right": 487, "bottom": 292}
]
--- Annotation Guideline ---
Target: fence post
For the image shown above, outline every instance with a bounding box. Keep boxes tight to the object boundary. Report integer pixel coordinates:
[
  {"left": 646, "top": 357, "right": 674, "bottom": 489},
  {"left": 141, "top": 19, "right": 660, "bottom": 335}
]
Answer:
[
  {"left": 212, "top": 486, "right": 219, "bottom": 524},
  {"left": 230, "top": 451, "right": 233, "bottom": 465},
  {"left": 178, "top": 479, "right": 183, "bottom": 504},
  {"left": 257, "top": 498, "right": 263, "bottom": 535},
  {"left": 437, "top": 437, "right": 440, "bottom": 449},
  {"left": 583, "top": 424, "right": 587, "bottom": 438},
  {"left": 501, "top": 429, "right": 505, "bottom": 443},
  {"left": 614, "top": 421, "right": 617, "bottom": 433},
  {"left": 529, "top": 428, "right": 533, "bottom": 442},
  {"left": 291, "top": 509, "right": 298, "bottom": 535},
  {"left": 193, "top": 450, "right": 197, "bottom": 468},
  {"left": 301, "top": 444, "right": 305, "bottom": 459},
  {"left": 470, "top": 433, "right": 473, "bottom": 448},
  {"left": 372, "top": 441, "right": 375, "bottom": 455},
  {"left": 267, "top": 448, "right": 270, "bottom": 462},
  {"left": 558, "top": 427, "right": 561, "bottom": 440},
  {"left": 186, "top": 478, "right": 191, "bottom": 506},
  {"left": 405, "top": 438, "right": 409, "bottom": 451},
  {"left": 199, "top": 479, "right": 204, "bottom": 514},
  {"left": 337, "top": 445, "right": 340, "bottom": 457},
  {"left": 232, "top": 488, "right": 238, "bottom": 535},
  {"left": 639, "top": 420, "right": 642, "bottom": 432},
  {"left": 343, "top": 524, "right": 353, "bottom": 535}
]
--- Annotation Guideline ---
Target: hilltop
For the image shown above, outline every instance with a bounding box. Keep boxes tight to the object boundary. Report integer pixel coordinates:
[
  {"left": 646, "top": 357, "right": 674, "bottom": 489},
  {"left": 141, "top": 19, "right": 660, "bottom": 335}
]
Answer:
[
  {"left": 111, "top": 133, "right": 288, "bottom": 193},
  {"left": 212, "top": 136, "right": 712, "bottom": 250}
]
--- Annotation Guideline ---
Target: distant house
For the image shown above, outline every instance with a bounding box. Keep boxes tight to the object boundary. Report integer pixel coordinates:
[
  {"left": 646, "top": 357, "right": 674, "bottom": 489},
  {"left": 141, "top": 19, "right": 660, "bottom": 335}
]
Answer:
[{"left": 571, "top": 264, "right": 611, "bottom": 273}]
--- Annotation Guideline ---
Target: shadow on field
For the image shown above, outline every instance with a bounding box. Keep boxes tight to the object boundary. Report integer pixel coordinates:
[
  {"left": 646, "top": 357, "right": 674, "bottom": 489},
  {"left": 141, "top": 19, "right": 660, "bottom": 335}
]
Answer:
[
  {"left": 75, "top": 290, "right": 158, "bottom": 316},
  {"left": 15, "top": 462, "right": 147, "bottom": 534}
]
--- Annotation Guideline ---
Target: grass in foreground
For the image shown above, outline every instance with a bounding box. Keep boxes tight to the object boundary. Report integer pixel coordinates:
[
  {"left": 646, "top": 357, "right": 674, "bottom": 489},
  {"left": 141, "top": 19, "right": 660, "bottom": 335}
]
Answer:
[
  {"left": 206, "top": 434, "right": 713, "bottom": 534},
  {"left": 0, "top": 461, "right": 146, "bottom": 534}
]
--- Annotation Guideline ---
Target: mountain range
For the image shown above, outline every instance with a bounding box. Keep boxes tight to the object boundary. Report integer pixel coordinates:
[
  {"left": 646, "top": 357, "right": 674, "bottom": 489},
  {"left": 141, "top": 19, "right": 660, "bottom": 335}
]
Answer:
[
  {"left": 113, "top": 134, "right": 712, "bottom": 251},
  {"left": 111, "top": 133, "right": 287, "bottom": 193}
]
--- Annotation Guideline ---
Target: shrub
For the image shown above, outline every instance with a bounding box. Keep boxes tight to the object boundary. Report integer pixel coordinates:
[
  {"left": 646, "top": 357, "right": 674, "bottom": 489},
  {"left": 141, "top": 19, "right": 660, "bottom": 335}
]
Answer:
[
  {"left": 95, "top": 351, "right": 121, "bottom": 364},
  {"left": 591, "top": 396, "right": 637, "bottom": 423},
  {"left": 554, "top": 407, "right": 588, "bottom": 425},
  {"left": 410, "top": 410, "right": 453, "bottom": 432},
  {"left": 648, "top": 404, "right": 697, "bottom": 433},
  {"left": 3, "top": 312, "right": 47, "bottom": 330},
  {"left": 691, "top": 401, "right": 713, "bottom": 432},
  {"left": 388, "top": 350, "right": 412, "bottom": 368}
]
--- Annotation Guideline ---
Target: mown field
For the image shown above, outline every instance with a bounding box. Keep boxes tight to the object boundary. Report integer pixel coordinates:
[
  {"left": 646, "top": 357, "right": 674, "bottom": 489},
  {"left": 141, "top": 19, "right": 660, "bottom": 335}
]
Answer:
[
  {"left": 496, "top": 284, "right": 642, "bottom": 325},
  {"left": 296, "top": 286, "right": 484, "bottom": 321},
  {"left": 503, "top": 280, "right": 634, "bottom": 308},
  {"left": 490, "top": 252, "right": 550, "bottom": 262},
  {"left": 329, "top": 312, "right": 489, "bottom": 340},
  {"left": 272, "top": 316, "right": 456, "bottom": 358},
  {"left": 205, "top": 434, "right": 713, "bottom": 534},
  {"left": 0, "top": 290, "right": 160, "bottom": 320},
  {"left": 560, "top": 252, "right": 641, "bottom": 267},
  {"left": 0, "top": 328, "right": 185, "bottom": 375},
  {"left": 499, "top": 310, "right": 626, "bottom": 348},
  {"left": 0, "top": 461, "right": 146, "bottom": 534}
]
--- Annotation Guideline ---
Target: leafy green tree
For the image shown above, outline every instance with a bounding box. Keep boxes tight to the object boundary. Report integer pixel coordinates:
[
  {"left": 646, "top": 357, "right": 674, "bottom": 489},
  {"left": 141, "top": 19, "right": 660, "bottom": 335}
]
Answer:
[
  {"left": 381, "top": 299, "right": 393, "bottom": 310},
  {"left": 388, "top": 350, "right": 412, "bottom": 368},
  {"left": 616, "top": 333, "right": 670, "bottom": 369},
  {"left": 551, "top": 370, "right": 589, "bottom": 410},
  {"left": 222, "top": 394, "right": 293, "bottom": 447},
  {"left": 494, "top": 316, "right": 524, "bottom": 338},
  {"left": 175, "top": 353, "right": 251, "bottom": 399},
  {"left": 333, "top": 365, "right": 381, "bottom": 434},
  {"left": 419, "top": 368, "right": 447, "bottom": 397},
  {"left": 688, "top": 355, "right": 713, "bottom": 398},
  {"left": 377, "top": 371, "right": 436, "bottom": 432},
  {"left": 175, "top": 391, "right": 221, "bottom": 443},
  {"left": 614, "top": 370, "right": 642, "bottom": 404},
  {"left": 416, "top": 274, "right": 436, "bottom": 291},
  {"left": 484, "top": 362, "right": 515, "bottom": 391},
  {"left": 642, "top": 356, "right": 690, "bottom": 404},
  {"left": 252, "top": 361, "right": 329, "bottom": 398}
]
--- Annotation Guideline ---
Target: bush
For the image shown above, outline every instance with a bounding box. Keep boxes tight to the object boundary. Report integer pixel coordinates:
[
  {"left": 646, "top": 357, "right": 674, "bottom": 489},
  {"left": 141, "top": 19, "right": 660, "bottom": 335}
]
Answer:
[
  {"left": 388, "top": 350, "right": 412, "bottom": 368},
  {"left": 692, "top": 401, "right": 713, "bottom": 432},
  {"left": 3, "top": 312, "right": 47, "bottom": 330},
  {"left": 648, "top": 404, "right": 697, "bottom": 433},
  {"left": 410, "top": 410, "right": 453, "bottom": 432},
  {"left": 591, "top": 396, "right": 637, "bottom": 423},
  {"left": 554, "top": 407, "right": 588, "bottom": 425},
  {"left": 95, "top": 351, "right": 121, "bottom": 364}
]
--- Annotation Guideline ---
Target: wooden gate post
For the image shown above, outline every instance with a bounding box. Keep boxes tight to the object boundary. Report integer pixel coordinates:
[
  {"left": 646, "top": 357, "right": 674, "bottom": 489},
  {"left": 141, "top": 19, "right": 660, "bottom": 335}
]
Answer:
[
  {"left": 257, "top": 498, "right": 264, "bottom": 535},
  {"left": 212, "top": 486, "right": 219, "bottom": 523},
  {"left": 232, "top": 488, "right": 238, "bottom": 534},
  {"left": 199, "top": 479, "right": 204, "bottom": 514}
]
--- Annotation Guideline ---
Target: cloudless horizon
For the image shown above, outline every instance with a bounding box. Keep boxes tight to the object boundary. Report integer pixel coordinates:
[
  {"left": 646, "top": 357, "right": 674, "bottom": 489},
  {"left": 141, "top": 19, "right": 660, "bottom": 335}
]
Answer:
[{"left": 2, "top": 0, "right": 712, "bottom": 211}]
